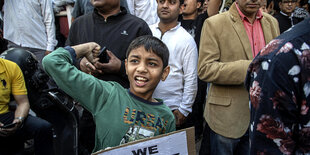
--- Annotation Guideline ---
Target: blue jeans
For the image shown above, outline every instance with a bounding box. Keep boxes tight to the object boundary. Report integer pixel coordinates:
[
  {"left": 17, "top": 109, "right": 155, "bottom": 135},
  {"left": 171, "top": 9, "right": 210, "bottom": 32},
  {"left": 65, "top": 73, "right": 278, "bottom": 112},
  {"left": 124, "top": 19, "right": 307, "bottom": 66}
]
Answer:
[
  {"left": 0, "top": 112, "right": 54, "bottom": 155},
  {"left": 210, "top": 129, "right": 249, "bottom": 155}
]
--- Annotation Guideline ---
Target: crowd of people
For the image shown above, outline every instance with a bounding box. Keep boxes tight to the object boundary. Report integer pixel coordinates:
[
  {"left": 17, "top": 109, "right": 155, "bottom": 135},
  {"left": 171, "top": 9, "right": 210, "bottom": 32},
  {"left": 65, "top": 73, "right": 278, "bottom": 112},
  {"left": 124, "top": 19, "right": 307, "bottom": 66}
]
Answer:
[{"left": 0, "top": 0, "right": 309, "bottom": 154}]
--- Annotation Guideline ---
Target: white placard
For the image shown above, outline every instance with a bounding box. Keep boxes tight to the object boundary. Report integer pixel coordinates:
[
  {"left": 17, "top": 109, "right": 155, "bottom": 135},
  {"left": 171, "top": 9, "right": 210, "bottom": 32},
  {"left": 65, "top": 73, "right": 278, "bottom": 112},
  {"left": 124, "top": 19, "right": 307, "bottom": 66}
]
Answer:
[{"left": 97, "top": 131, "right": 188, "bottom": 155}]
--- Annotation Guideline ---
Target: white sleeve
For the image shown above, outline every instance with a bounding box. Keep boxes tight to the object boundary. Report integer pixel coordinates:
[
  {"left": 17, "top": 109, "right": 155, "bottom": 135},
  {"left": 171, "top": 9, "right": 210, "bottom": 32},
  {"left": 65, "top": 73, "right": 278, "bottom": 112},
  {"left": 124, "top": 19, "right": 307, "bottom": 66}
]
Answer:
[
  {"left": 179, "top": 40, "right": 198, "bottom": 117},
  {"left": 41, "top": 0, "right": 58, "bottom": 51},
  {"left": 126, "top": 0, "right": 135, "bottom": 15}
]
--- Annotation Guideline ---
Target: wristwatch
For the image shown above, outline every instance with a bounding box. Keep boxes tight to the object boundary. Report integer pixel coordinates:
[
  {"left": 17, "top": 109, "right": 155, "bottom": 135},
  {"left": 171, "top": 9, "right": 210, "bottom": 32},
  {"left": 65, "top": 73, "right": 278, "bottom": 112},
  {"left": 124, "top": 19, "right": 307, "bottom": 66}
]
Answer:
[{"left": 15, "top": 117, "right": 25, "bottom": 123}]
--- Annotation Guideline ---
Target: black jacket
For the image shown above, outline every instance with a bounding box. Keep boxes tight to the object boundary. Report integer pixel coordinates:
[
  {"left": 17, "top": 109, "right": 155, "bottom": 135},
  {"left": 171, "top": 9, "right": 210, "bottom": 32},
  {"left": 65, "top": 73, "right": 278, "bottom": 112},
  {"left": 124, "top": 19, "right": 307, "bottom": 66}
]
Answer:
[
  {"left": 274, "top": 12, "right": 302, "bottom": 33},
  {"left": 66, "top": 7, "right": 152, "bottom": 88}
]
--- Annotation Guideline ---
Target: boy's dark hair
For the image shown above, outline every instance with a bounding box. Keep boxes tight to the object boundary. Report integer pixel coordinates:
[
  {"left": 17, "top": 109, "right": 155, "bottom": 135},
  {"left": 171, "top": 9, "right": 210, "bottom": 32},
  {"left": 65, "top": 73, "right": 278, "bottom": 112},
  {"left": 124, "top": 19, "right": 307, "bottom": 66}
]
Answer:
[{"left": 126, "top": 35, "right": 170, "bottom": 68}]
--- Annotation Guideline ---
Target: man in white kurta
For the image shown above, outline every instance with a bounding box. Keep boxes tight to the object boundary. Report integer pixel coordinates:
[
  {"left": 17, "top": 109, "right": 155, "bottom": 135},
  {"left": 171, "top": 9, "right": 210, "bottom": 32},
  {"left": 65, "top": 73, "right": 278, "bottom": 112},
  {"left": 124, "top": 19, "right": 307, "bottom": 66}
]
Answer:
[{"left": 150, "top": 0, "right": 198, "bottom": 128}]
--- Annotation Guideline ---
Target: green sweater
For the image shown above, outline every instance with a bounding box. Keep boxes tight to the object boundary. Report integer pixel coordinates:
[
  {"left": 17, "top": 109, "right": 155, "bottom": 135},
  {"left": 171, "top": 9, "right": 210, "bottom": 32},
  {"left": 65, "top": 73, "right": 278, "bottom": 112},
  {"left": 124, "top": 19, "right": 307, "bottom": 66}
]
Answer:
[{"left": 42, "top": 48, "right": 176, "bottom": 152}]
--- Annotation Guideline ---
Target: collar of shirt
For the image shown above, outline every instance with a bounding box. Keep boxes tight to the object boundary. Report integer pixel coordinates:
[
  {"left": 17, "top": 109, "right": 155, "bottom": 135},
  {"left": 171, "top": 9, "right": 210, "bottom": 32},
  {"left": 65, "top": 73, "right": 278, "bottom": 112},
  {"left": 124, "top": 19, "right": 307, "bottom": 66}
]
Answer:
[
  {"left": 155, "top": 22, "right": 181, "bottom": 32},
  {"left": 93, "top": 6, "right": 127, "bottom": 22},
  {"left": 235, "top": 3, "right": 265, "bottom": 57},
  {"left": 235, "top": 3, "right": 263, "bottom": 23},
  {"left": 280, "top": 11, "right": 294, "bottom": 18}
]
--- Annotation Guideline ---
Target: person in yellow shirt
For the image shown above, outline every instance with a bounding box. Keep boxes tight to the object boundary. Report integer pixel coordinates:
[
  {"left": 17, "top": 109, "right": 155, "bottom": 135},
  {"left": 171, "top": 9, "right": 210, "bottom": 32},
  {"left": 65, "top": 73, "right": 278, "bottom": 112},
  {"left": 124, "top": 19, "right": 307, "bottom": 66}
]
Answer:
[{"left": 0, "top": 57, "right": 54, "bottom": 154}]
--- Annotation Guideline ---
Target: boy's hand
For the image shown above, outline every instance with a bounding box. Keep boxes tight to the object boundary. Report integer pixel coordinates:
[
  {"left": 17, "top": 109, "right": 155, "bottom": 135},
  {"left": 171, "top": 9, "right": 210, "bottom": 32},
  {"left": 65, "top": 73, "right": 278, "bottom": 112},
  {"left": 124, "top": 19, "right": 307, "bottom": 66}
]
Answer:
[
  {"left": 94, "top": 50, "right": 121, "bottom": 74},
  {"left": 72, "top": 42, "right": 101, "bottom": 63},
  {"left": 173, "top": 110, "right": 186, "bottom": 127}
]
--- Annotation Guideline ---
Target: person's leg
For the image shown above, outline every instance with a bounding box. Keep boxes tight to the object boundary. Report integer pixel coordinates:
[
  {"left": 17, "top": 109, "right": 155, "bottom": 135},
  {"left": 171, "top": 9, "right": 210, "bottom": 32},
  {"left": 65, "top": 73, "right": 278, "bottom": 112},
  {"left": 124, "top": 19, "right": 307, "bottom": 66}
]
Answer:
[
  {"left": 199, "top": 121, "right": 211, "bottom": 155},
  {"left": 22, "top": 115, "right": 54, "bottom": 155},
  {"left": 193, "top": 79, "right": 208, "bottom": 140},
  {"left": 234, "top": 130, "right": 249, "bottom": 155},
  {"left": 0, "top": 112, "right": 25, "bottom": 154},
  {"left": 209, "top": 129, "right": 240, "bottom": 155}
]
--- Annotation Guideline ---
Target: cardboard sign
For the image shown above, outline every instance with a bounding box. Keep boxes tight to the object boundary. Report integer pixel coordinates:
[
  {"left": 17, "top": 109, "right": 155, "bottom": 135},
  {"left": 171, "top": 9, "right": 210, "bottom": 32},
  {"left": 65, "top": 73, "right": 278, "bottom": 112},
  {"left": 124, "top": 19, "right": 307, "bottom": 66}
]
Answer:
[{"left": 93, "top": 127, "right": 195, "bottom": 155}]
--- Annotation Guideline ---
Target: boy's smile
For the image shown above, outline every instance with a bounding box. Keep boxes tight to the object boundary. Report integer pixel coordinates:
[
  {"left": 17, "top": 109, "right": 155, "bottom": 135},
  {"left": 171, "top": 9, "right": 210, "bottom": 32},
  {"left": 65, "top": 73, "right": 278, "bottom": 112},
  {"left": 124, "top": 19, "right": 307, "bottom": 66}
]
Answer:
[
  {"left": 135, "top": 76, "right": 148, "bottom": 87},
  {"left": 125, "top": 47, "right": 170, "bottom": 102}
]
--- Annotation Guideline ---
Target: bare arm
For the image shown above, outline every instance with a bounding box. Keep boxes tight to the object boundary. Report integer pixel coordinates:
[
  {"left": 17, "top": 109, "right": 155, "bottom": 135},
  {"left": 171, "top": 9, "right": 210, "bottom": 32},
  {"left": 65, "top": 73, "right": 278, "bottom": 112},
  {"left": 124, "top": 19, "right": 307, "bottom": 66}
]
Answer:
[
  {"left": 0, "top": 95, "right": 29, "bottom": 137},
  {"left": 13, "top": 94, "right": 30, "bottom": 124}
]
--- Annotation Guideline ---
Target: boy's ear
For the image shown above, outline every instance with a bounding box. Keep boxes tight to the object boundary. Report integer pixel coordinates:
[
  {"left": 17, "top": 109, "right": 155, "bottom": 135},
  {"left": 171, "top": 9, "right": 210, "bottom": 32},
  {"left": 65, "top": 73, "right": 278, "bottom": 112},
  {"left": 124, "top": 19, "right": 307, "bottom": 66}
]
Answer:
[
  {"left": 125, "top": 59, "right": 128, "bottom": 75},
  {"left": 161, "top": 65, "right": 170, "bottom": 81}
]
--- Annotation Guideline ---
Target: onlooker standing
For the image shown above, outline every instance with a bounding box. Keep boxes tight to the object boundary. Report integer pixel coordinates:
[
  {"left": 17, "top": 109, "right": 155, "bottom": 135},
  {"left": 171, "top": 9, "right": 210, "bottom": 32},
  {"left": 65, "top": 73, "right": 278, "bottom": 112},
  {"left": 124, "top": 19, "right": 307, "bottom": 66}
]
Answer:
[
  {"left": 71, "top": 0, "right": 129, "bottom": 20},
  {"left": 179, "top": 0, "right": 208, "bottom": 140},
  {"left": 126, "top": 0, "right": 159, "bottom": 25},
  {"left": 274, "top": 0, "right": 302, "bottom": 33},
  {"left": 3, "top": 0, "right": 57, "bottom": 64},
  {"left": 198, "top": 0, "right": 280, "bottom": 154},
  {"left": 180, "top": 0, "right": 208, "bottom": 46},
  {"left": 150, "top": 0, "right": 198, "bottom": 129},
  {"left": 245, "top": 17, "right": 310, "bottom": 155}
]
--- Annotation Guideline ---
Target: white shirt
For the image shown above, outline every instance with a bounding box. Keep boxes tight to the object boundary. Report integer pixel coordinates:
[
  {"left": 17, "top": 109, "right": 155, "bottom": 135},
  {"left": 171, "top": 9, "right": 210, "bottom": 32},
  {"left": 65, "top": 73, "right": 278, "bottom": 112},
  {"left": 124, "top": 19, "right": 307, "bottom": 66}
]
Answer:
[
  {"left": 126, "top": 0, "right": 159, "bottom": 25},
  {"left": 3, "top": 0, "right": 57, "bottom": 51},
  {"left": 150, "top": 22, "right": 198, "bottom": 116}
]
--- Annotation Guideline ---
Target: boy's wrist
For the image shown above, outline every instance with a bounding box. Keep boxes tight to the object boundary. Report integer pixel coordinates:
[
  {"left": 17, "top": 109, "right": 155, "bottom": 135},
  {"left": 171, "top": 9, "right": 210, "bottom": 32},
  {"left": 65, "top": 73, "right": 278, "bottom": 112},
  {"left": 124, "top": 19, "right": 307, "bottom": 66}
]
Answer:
[{"left": 64, "top": 46, "right": 77, "bottom": 65}]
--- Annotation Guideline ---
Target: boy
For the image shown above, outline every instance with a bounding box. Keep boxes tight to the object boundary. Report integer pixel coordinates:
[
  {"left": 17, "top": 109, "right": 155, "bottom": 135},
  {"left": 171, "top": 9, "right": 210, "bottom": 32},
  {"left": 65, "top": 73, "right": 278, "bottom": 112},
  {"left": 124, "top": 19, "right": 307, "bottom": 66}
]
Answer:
[{"left": 42, "top": 35, "right": 176, "bottom": 152}]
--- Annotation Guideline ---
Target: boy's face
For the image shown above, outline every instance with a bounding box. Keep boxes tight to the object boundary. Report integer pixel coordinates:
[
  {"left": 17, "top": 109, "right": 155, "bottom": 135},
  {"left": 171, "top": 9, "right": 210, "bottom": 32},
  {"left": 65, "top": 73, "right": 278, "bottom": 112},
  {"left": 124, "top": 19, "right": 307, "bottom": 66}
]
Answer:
[
  {"left": 157, "top": 0, "right": 182, "bottom": 23},
  {"left": 125, "top": 47, "right": 170, "bottom": 101}
]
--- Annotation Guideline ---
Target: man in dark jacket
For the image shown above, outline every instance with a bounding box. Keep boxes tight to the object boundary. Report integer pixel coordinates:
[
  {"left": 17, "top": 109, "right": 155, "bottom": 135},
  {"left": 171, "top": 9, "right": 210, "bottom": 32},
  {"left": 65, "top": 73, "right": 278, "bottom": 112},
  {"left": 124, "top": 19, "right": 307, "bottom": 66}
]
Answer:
[{"left": 274, "top": 0, "right": 302, "bottom": 33}]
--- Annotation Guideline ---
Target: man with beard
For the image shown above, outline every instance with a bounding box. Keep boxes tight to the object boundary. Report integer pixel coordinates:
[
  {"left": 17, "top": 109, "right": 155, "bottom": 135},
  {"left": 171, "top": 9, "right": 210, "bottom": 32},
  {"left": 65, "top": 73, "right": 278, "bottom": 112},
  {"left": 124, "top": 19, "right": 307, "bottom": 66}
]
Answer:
[
  {"left": 66, "top": 0, "right": 152, "bottom": 153},
  {"left": 245, "top": 17, "right": 310, "bottom": 155},
  {"left": 198, "top": 0, "right": 279, "bottom": 154}
]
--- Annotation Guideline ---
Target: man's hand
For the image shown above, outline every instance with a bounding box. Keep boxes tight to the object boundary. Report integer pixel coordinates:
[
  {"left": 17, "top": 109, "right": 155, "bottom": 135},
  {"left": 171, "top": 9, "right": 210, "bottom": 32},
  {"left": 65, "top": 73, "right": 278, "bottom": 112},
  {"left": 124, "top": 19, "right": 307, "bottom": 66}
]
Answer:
[
  {"left": 80, "top": 57, "right": 99, "bottom": 74},
  {"left": 173, "top": 109, "right": 186, "bottom": 127},
  {"left": 45, "top": 50, "right": 52, "bottom": 56},
  {"left": 0, "top": 120, "right": 21, "bottom": 137},
  {"left": 94, "top": 50, "right": 121, "bottom": 74}
]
